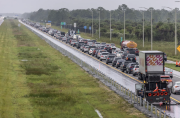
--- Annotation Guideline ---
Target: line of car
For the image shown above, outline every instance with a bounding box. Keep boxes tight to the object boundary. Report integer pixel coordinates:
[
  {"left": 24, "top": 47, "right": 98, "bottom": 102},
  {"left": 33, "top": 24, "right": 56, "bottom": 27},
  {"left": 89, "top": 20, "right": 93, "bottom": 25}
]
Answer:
[{"left": 22, "top": 19, "right": 179, "bottom": 95}]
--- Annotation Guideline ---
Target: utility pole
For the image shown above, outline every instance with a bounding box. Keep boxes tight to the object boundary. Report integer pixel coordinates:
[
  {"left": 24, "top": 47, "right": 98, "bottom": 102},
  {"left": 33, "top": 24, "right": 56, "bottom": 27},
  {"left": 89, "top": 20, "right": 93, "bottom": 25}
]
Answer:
[
  {"left": 151, "top": 9, "right": 153, "bottom": 50},
  {"left": 175, "top": 8, "right": 177, "bottom": 55},
  {"left": 143, "top": 11, "right": 144, "bottom": 47},
  {"left": 91, "top": 10, "right": 93, "bottom": 37}
]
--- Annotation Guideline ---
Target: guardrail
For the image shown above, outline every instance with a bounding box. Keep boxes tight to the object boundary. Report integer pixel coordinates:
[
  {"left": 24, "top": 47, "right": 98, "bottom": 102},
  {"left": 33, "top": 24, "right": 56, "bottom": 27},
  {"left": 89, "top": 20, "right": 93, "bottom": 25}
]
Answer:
[{"left": 24, "top": 23, "right": 173, "bottom": 118}]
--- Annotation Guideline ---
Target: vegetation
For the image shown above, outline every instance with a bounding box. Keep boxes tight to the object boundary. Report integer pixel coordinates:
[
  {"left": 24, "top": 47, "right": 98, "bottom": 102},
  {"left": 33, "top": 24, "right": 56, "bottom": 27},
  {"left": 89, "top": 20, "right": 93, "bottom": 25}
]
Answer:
[{"left": 0, "top": 19, "right": 147, "bottom": 117}]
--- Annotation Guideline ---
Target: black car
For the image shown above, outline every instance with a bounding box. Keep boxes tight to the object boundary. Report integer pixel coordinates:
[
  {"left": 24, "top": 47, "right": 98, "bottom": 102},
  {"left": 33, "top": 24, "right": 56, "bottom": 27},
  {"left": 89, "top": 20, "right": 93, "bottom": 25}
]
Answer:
[
  {"left": 116, "top": 59, "right": 125, "bottom": 68},
  {"left": 112, "top": 57, "right": 122, "bottom": 67},
  {"left": 106, "top": 54, "right": 116, "bottom": 64},
  {"left": 126, "top": 63, "right": 137, "bottom": 74},
  {"left": 104, "top": 46, "right": 112, "bottom": 53},
  {"left": 125, "top": 54, "right": 136, "bottom": 62},
  {"left": 121, "top": 52, "right": 129, "bottom": 59},
  {"left": 120, "top": 61, "right": 132, "bottom": 72},
  {"left": 124, "top": 48, "right": 136, "bottom": 55},
  {"left": 76, "top": 42, "right": 84, "bottom": 49}
]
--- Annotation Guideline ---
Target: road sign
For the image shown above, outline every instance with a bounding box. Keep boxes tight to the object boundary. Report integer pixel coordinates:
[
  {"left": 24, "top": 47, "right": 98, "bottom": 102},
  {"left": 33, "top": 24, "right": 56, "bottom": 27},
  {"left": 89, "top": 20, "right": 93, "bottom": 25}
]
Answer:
[
  {"left": 48, "top": 21, "right": 51, "bottom": 23},
  {"left": 121, "top": 37, "right": 123, "bottom": 42},
  {"left": 61, "top": 26, "right": 62, "bottom": 29},
  {"left": 74, "top": 23, "right": 76, "bottom": 27},
  {"left": 61, "top": 22, "right": 66, "bottom": 25},
  {"left": 177, "top": 45, "right": 180, "bottom": 52},
  {"left": 78, "top": 29, "right": 79, "bottom": 33},
  {"left": 89, "top": 26, "right": 91, "bottom": 30},
  {"left": 84, "top": 26, "right": 87, "bottom": 29},
  {"left": 46, "top": 23, "right": 51, "bottom": 28},
  {"left": 64, "top": 22, "right": 66, "bottom": 25}
]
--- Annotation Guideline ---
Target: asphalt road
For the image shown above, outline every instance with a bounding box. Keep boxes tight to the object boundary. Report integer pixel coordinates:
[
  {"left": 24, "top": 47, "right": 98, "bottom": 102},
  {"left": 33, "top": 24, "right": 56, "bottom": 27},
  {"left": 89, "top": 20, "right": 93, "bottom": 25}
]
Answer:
[{"left": 20, "top": 20, "right": 180, "bottom": 118}]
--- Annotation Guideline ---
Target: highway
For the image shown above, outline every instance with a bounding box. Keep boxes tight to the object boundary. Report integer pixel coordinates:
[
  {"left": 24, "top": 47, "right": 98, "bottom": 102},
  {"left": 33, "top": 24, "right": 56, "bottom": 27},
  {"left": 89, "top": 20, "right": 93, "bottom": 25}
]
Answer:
[{"left": 20, "top": 20, "right": 180, "bottom": 118}]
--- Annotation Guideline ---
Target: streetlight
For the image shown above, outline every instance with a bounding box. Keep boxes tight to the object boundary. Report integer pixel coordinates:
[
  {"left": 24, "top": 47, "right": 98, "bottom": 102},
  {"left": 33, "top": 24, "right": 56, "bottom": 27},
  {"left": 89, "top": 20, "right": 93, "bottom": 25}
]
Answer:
[
  {"left": 140, "top": 7, "right": 153, "bottom": 50},
  {"left": 139, "top": 8, "right": 145, "bottom": 47},
  {"left": 92, "top": 10, "right": 93, "bottom": 37},
  {"left": 99, "top": 10, "right": 100, "bottom": 39},
  {"left": 110, "top": 10, "right": 111, "bottom": 41},
  {"left": 124, "top": 10, "right": 125, "bottom": 41}
]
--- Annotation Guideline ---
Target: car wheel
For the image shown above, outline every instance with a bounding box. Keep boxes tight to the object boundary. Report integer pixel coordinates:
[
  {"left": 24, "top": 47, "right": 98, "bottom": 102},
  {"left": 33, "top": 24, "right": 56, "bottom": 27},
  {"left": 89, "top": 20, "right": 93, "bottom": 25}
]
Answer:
[
  {"left": 100, "top": 59, "right": 102, "bottom": 61},
  {"left": 106, "top": 62, "right": 108, "bottom": 64},
  {"left": 128, "top": 70, "right": 131, "bottom": 74},
  {"left": 126, "top": 70, "right": 128, "bottom": 73},
  {"left": 112, "top": 64, "right": 114, "bottom": 67},
  {"left": 122, "top": 69, "right": 124, "bottom": 72},
  {"left": 116, "top": 66, "right": 118, "bottom": 68},
  {"left": 133, "top": 73, "right": 135, "bottom": 76}
]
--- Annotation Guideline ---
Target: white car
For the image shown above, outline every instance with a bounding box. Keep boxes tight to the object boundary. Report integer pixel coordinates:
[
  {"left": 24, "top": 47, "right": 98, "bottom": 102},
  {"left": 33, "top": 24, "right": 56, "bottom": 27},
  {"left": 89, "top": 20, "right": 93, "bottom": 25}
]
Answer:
[
  {"left": 116, "top": 51, "right": 123, "bottom": 57},
  {"left": 172, "top": 81, "right": 180, "bottom": 94},
  {"left": 88, "top": 48, "right": 95, "bottom": 55},
  {"left": 132, "top": 65, "right": 139, "bottom": 76}
]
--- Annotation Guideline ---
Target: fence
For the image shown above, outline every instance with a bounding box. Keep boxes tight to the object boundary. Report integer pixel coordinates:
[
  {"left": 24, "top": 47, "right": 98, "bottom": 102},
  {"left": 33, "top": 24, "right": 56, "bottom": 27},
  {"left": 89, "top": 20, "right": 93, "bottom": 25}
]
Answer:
[{"left": 24, "top": 22, "right": 173, "bottom": 118}]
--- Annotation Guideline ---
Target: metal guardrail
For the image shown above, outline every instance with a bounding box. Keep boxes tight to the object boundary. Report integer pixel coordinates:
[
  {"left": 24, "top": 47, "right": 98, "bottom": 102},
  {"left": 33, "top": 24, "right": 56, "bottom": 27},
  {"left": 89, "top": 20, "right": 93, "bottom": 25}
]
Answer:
[{"left": 24, "top": 24, "right": 173, "bottom": 118}]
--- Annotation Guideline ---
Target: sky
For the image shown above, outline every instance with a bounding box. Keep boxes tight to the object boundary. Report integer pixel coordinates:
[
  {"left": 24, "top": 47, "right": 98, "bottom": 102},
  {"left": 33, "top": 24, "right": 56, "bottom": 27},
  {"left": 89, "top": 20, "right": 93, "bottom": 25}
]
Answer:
[{"left": 0, "top": 0, "right": 180, "bottom": 14}]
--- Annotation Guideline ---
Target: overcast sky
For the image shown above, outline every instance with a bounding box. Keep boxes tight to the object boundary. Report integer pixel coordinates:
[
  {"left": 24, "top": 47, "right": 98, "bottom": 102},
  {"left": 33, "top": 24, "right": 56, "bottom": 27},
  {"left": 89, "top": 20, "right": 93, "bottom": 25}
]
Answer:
[{"left": 0, "top": 0, "right": 180, "bottom": 14}]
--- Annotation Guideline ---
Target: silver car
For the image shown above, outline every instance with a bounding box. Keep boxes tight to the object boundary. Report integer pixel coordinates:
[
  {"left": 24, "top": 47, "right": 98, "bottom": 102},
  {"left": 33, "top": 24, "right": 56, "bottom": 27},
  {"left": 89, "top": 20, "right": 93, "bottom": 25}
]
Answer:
[
  {"left": 172, "top": 81, "right": 180, "bottom": 94},
  {"left": 83, "top": 46, "right": 89, "bottom": 52},
  {"left": 89, "top": 48, "right": 95, "bottom": 55},
  {"left": 116, "top": 51, "right": 123, "bottom": 57},
  {"left": 99, "top": 52, "right": 109, "bottom": 61},
  {"left": 132, "top": 65, "right": 139, "bottom": 76},
  {"left": 165, "top": 67, "right": 173, "bottom": 78}
]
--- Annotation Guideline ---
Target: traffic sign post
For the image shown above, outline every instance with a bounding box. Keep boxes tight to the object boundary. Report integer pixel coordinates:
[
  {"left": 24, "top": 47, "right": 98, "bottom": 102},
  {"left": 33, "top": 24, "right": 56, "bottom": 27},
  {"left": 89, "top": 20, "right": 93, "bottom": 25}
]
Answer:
[
  {"left": 84, "top": 26, "right": 87, "bottom": 33},
  {"left": 89, "top": 26, "right": 91, "bottom": 34},
  {"left": 177, "top": 45, "right": 180, "bottom": 52},
  {"left": 78, "top": 29, "right": 79, "bottom": 33}
]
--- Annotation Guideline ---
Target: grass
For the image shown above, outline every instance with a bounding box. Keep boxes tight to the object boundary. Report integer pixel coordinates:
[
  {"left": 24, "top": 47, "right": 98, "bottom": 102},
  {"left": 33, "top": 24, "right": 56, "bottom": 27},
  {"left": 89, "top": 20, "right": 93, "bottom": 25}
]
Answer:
[
  {"left": 165, "top": 63, "right": 180, "bottom": 72},
  {"left": 0, "top": 19, "right": 147, "bottom": 117}
]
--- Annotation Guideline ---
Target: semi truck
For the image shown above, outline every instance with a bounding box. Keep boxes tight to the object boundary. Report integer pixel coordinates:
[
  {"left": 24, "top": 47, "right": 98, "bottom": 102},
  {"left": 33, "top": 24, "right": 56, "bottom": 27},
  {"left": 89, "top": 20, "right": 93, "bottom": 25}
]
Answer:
[{"left": 136, "top": 51, "right": 172, "bottom": 104}]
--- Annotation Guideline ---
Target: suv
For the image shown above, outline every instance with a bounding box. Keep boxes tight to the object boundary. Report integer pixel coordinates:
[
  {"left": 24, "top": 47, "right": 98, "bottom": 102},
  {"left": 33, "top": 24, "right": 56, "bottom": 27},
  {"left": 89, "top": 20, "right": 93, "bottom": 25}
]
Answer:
[
  {"left": 99, "top": 52, "right": 109, "bottom": 61},
  {"left": 112, "top": 57, "right": 122, "bottom": 67},
  {"left": 106, "top": 54, "right": 116, "bottom": 64},
  {"left": 97, "top": 50, "right": 107, "bottom": 59},
  {"left": 121, "top": 52, "right": 129, "bottom": 59},
  {"left": 124, "top": 48, "right": 136, "bottom": 55},
  {"left": 126, "top": 63, "right": 137, "bottom": 74},
  {"left": 88, "top": 46, "right": 96, "bottom": 53},
  {"left": 120, "top": 61, "right": 132, "bottom": 72},
  {"left": 125, "top": 54, "right": 136, "bottom": 62}
]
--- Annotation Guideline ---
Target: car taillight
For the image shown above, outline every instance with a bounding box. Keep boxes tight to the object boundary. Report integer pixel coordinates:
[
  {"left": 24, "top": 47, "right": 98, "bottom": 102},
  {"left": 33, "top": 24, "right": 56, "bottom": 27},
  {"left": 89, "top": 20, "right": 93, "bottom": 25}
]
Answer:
[
  {"left": 126, "top": 57, "right": 128, "bottom": 60},
  {"left": 105, "top": 48, "right": 107, "bottom": 49},
  {"left": 107, "top": 58, "right": 109, "bottom": 59},
  {"left": 170, "top": 72, "right": 172, "bottom": 73},
  {"left": 101, "top": 56, "right": 103, "bottom": 57},
  {"left": 135, "top": 68, "right": 136, "bottom": 70},
  {"left": 135, "top": 57, "right": 136, "bottom": 60},
  {"left": 130, "top": 66, "right": 132, "bottom": 68},
  {"left": 117, "top": 63, "right": 119, "bottom": 64},
  {"left": 175, "top": 86, "right": 179, "bottom": 88}
]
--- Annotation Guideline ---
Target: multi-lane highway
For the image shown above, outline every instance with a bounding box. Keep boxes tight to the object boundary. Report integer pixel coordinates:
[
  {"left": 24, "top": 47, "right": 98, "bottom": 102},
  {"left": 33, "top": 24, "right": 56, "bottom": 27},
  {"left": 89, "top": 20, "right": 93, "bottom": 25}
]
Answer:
[{"left": 20, "top": 20, "right": 180, "bottom": 118}]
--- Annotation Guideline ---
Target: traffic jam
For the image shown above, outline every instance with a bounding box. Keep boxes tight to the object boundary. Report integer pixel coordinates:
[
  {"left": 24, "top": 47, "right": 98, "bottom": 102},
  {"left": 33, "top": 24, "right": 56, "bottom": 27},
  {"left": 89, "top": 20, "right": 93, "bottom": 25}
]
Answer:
[{"left": 21, "top": 19, "right": 180, "bottom": 105}]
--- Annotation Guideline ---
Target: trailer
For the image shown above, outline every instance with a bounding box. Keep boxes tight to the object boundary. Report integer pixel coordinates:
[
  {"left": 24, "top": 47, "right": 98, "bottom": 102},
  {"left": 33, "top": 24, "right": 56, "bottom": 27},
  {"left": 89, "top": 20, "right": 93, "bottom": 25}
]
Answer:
[{"left": 136, "top": 51, "right": 173, "bottom": 104}]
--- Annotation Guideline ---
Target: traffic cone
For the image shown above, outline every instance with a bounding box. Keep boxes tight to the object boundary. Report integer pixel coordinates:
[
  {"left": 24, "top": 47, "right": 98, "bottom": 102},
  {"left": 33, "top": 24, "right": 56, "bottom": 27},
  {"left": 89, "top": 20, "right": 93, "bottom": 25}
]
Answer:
[{"left": 176, "top": 60, "right": 178, "bottom": 67}]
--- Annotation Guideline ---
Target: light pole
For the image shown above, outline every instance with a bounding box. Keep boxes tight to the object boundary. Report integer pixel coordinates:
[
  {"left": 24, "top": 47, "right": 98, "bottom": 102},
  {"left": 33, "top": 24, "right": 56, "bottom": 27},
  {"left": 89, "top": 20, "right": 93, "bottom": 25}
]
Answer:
[
  {"left": 99, "top": 10, "right": 100, "bottom": 39},
  {"left": 91, "top": 10, "right": 93, "bottom": 37},
  {"left": 140, "top": 7, "right": 153, "bottom": 50},
  {"left": 124, "top": 10, "right": 125, "bottom": 41},
  {"left": 110, "top": 10, "right": 111, "bottom": 41},
  {"left": 139, "top": 8, "right": 145, "bottom": 47}
]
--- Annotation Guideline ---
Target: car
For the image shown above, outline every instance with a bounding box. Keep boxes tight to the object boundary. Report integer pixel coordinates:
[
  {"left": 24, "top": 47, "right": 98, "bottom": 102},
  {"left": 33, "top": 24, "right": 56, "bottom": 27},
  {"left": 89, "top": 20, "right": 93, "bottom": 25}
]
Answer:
[
  {"left": 76, "top": 42, "right": 84, "bottom": 49},
  {"left": 80, "top": 44, "right": 89, "bottom": 51},
  {"left": 126, "top": 63, "right": 137, "bottom": 74},
  {"left": 106, "top": 54, "right": 116, "bottom": 64},
  {"left": 132, "top": 65, "right": 139, "bottom": 76},
  {"left": 124, "top": 48, "right": 137, "bottom": 55},
  {"left": 88, "top": 46, "right": 96, "bottom": 53},
  {"left": 92, "top": 48, "right": 99, "bottom": 56},
  {"left": 71, "top": 40, "right": 78, "bottom": 47},
  {"left": 99, "top": 52, "right": 109, "bottom": 61},
  {"left": 172, "top": 81, "right": 180, "bottom": 94},
  {"left": 125, "top": 54, "right": 136, "bottom": 62},
  {"left": 112, "top": 57, "right": 122, "bottom": 67},
  {"left": 59, "top": 35, "right": 65, "bottom": 40},
  {"left": 83, "top": 46, "right": 89, "bottom": 52},
  {"left": 110, "top": 43, "right": 116, "bottom": 50},
  {"left": 120, "top": 61, "right": 132, "bottom": 72},
  {"left": 88, "top": 48, "right": 95, "bottom": 55},
  {"left": 164, "top": 53, "right": 167, "bottom": 61},
  {"left": 95, "top": 42, "right": 101, "bottom": 47},
  {"left": 164, "top": 68, "right": 173, "bottom": 78},
  {"left": 97, "top": 50, "right": 107, "bottom": 59},
  {"left": 116, "top": 59, "right": 125, "bottom": 68},
  {"left": 62, "top": 37, "right": 67, "bottom": 42},
  {"left": 121, "top": 52, "right": 129, "bottom": 59},
  {"left": 116, "top": 51, "right": 123, "bottom": 57},
  {"left": 104, "top": 46, "right": 112, "bottom": 53},
  {"left": 134, "top": 48, "right": 139, "bottom": 56}
]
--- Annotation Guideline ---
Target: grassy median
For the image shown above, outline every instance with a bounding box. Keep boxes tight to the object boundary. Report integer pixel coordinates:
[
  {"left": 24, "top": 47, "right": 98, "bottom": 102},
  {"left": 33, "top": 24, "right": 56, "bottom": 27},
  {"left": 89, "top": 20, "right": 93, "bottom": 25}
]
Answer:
[{"left": 0, "top": 19, "right": 147, "bottom": 117}]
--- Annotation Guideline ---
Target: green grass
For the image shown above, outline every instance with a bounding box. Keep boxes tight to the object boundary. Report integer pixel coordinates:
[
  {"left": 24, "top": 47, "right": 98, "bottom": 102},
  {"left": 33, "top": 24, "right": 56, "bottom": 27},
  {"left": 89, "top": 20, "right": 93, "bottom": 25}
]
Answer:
[
  {"left": 165, "top": 63, "right": 180, "bottom": 72},
  {"left": 0, "top": 19, "right": 147, "bottom": 117}
]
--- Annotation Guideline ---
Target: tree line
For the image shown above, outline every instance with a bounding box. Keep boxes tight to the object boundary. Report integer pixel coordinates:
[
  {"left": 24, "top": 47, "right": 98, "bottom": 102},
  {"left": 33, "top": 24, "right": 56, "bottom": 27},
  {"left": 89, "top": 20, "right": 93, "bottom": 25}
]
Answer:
[{"left": 21, "top": 4, "right": 180, "bottom": 42}]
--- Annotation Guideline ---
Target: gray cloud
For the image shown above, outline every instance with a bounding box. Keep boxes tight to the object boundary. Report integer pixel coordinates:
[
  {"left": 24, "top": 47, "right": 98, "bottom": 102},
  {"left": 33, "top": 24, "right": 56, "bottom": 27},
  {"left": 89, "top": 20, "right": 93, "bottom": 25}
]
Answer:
[{"left": 0, "top": 0, "right": 179, "bottom": 14}]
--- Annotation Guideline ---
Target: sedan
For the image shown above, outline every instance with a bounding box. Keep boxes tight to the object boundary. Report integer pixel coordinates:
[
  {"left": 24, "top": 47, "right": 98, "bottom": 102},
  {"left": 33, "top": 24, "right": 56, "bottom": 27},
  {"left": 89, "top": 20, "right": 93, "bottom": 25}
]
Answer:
[
  {"left": 116, "top": 59, "right": 125, "bottom": 68},
  {"left": 112, "top": 57, "right": 122, "bottom": 67},
  {"left": 88, "top": 48, "right": 95, "bottom": 55},
  {"left": 83, "top": 46, "right": 89, "bottom": 52},
  {"left": 165, "top": 68, "right": 173, "bottom": 78},
  {"left": 132, "top": 65, "right": 139, "bottom": 76},
  {"left": 172, "top": 81, "right": 180, "bottom": 94},
  {"left": 99, "top": 52, "right": 109, "bottom": 61}
]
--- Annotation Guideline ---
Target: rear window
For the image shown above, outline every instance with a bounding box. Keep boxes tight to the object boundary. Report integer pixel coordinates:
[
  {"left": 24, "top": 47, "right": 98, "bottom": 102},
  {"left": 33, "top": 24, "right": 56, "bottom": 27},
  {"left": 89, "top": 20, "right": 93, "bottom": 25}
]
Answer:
[
  {"left": 111, "top": 44, "right": 115, "bottom": 46},
  {"left": 79, "top": 42, "right": 84, "bottom": 44},
  {"left": 128, "top": 54, "right": 135, "bottom": 57},
  {"left": 101, "top": 43, "right": 106, "bottom": 44},
  {"left": 135, "top": 66, "right": 139, "bottom": 68},
  {"left": 115, "top": 58, "right": 121, "bottom": 61},
  {"left": 177, "top": 83, "right": 180, "bottom": 86},
  {"left": 102, "top": 53, "right": 108, "bottom": 55},
  {"left": 89, "top": 46, "right": 96, "bottom": 48},
  {"left": 109, "top": 56, "right": 115, "bottom": 58}
]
